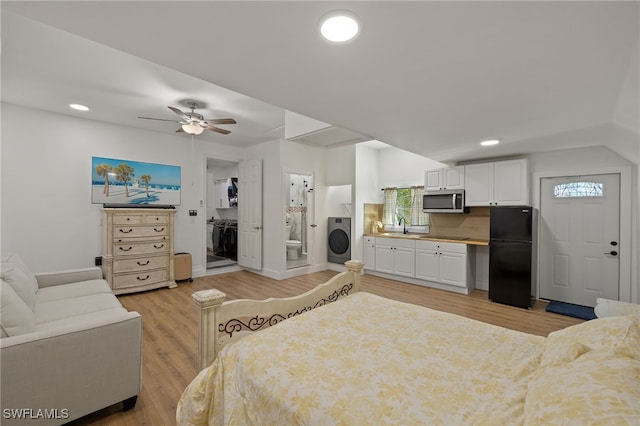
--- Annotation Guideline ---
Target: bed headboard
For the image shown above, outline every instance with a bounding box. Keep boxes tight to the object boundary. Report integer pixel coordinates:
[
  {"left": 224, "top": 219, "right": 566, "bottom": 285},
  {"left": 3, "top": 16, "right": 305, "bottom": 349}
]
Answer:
[{"left": 191, "top": 260, "right": 364, "bottom": 370}]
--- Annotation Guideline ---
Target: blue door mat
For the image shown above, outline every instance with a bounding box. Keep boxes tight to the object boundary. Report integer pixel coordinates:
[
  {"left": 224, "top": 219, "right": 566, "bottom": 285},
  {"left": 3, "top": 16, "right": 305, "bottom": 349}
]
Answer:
[{"left": 545, "top": 300, "right": 596, "bottom": 320}]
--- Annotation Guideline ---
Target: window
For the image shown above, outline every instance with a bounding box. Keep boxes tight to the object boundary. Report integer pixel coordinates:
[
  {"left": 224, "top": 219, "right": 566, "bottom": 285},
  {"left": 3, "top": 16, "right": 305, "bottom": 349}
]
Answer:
[
  {"left": 554, "top": 181, "right": 604, "bottom": 198},
  {"left": 382, "top": 186, "right": 429, "bottom": 226}
]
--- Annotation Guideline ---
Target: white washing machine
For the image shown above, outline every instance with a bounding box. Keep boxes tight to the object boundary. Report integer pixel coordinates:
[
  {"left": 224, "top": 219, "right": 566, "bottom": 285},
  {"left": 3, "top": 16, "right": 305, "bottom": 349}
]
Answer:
[{"left": 328, "top": 217, "right": 351, "bottom": 264}]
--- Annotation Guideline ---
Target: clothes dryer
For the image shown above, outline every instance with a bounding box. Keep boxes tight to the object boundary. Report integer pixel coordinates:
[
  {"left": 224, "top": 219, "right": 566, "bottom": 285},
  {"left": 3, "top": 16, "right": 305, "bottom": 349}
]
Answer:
[{"left": 328, "top": 217, "right": 351, "bottom": 263}]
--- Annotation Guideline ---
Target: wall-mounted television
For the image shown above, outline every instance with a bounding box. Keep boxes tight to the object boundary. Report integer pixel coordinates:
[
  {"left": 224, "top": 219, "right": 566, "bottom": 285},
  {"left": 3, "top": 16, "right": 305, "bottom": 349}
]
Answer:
[{"left": 92, "top": 156, "right": 181, "bottom": 207}]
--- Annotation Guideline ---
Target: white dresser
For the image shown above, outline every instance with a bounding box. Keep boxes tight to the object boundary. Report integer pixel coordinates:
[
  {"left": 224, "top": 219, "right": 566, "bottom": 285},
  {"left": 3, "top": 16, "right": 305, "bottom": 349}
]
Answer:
[{"left": 102, "top": 208, "right": 176, "bottom": 295}]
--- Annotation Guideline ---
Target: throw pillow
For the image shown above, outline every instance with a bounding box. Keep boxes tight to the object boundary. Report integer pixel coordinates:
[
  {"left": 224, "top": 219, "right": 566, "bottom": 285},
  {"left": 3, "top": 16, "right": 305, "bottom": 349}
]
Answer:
[{"left": 0, "top": 280, "right": 36, "bottom": 336}]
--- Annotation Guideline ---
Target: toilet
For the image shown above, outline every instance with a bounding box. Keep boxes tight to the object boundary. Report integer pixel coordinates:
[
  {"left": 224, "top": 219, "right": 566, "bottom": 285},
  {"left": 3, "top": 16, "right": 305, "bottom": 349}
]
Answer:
[
  {"left": 286, "top": 239, "right": 302, "bottom": 260},
  {"left": 285, "top": 218, "right": 302, "bottom": 260}
]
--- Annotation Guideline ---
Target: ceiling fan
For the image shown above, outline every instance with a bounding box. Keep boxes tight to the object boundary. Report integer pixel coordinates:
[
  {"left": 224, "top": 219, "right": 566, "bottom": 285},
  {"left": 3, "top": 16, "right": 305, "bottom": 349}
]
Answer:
[{"left": 138, "top": 101, "right": 236, "bottom": 135}]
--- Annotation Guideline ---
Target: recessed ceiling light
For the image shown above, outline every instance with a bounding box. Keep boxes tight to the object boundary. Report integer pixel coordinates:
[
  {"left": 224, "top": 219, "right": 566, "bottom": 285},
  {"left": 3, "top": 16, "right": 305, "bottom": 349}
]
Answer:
[
  {"left": 69, "top": 103, "right": 90, "bottom": 111},
  {"left": 320, "top": 10, "right": 360, "bottom": 43},
  {"left": 481, "top": 139, "right": 500, "bottom": 146}
]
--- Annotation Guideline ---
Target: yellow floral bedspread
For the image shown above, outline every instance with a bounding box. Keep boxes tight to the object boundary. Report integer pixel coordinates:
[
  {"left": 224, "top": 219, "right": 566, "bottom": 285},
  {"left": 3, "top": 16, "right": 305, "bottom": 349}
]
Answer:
[{"left": 177, "top": 292, "right": 548, "bottom": 425}]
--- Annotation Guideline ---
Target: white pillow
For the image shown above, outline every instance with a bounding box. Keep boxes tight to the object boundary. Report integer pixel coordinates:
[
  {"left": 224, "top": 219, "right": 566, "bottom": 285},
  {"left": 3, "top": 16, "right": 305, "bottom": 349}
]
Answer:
[
  {"left": 1, "top": 262, "right": 36, "bottom": 311},
  {"left": 0, "top": 280, "right": 36, "bottom": 337},
  {"left": 595, "top": 298, "right": 640, "bottom": 319}
]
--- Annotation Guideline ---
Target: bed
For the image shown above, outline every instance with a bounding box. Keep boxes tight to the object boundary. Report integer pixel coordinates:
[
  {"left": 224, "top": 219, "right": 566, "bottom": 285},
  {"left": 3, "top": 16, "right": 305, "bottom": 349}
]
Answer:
[{"left": 177, "top": 260, "right": 640, "bottom": 425}]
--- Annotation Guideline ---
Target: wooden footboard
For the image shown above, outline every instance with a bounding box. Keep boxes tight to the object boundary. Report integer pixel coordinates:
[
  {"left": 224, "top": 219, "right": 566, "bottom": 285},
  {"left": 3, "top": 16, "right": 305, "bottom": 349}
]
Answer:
[{"left": 192, "top": 260, "right": 365, "bottom": 370}]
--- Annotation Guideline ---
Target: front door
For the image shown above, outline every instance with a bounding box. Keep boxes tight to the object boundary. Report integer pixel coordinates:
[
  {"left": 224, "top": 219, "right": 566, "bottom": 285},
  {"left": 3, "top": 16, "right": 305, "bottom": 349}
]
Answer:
[
  {"left": 237, "top": 159, "right": 262, "bottom": 270},
  {"left": 539, "top": 174, "right": 620, "bottom": 306}
]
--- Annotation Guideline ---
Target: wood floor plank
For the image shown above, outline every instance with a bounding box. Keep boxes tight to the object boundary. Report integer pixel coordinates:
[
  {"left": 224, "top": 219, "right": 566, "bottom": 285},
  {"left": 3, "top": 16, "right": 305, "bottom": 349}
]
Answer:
[{"left": 67, "top": 269, "right": 583, "bottom": 425}]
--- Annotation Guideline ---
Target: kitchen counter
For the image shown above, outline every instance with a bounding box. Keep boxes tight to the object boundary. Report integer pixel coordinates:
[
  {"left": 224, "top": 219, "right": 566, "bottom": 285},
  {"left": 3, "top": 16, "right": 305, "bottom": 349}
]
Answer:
[{"left": 363, "top": 232, "right": 489, "bottom": 246}]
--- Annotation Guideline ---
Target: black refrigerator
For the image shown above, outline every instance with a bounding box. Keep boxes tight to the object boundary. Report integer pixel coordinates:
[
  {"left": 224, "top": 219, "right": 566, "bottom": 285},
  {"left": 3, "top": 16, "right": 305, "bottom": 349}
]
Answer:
[{"left": 489, "top": 206, "right": 535, "bottom": 309}]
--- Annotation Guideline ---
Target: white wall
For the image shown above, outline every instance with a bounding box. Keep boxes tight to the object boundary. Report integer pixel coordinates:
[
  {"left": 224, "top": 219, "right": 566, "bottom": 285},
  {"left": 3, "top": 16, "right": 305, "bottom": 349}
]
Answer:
[
  {"left": 1, "top": 103, "right": 244, "bottom": 274},
  {"left": 377, "top": 147, "right": 446, "bottom": 189}
]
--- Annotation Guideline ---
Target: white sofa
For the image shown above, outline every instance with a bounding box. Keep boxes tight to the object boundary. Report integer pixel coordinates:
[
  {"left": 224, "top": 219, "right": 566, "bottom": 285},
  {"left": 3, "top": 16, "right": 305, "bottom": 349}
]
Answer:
[{"left": 1, "top": 254, "right": 142, "bottom": 425}]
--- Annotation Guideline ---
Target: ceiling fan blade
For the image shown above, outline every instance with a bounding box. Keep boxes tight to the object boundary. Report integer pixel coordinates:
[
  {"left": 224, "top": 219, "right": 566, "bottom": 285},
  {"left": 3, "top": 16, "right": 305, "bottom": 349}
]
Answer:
[
  {"left": 138, "top": 116, "right": 179, "bottom": 122},
  {"left": 206, "top": 125, "right": 231, "bottom": 135},
  {"left": 176, "top": 127, "right": 184, "bottom": 133},
  {"left": 206, "top": 118, "right": 237, "bottom": 125},
  {"left": 168, "top": 106, "right": 189, "bottom": 120}
]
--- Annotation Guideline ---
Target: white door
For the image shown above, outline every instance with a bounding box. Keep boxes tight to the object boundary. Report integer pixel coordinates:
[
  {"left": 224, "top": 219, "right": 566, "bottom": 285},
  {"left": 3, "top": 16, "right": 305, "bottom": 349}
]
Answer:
[
  {"left": 238, "top": 160, "right": 262, "bottom": 270},
  {"left": 539, "top": 174, "right": 620, "bottom": 306},
  {"left": 439, "top": 252, "right": 466, "bottom": 287},
  {"left": 393, "top": 247, "right": 415, "bottom": 277},
  {"left": 415, "top": 248, "right": 439, "bottom": 281},
  {"left": 375, "top": 244, "right": 395, "bottom": 274}
]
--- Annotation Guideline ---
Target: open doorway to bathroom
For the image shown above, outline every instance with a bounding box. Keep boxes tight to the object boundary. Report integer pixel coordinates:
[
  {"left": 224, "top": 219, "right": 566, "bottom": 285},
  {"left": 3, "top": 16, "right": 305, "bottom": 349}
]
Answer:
[
  {"left": 286, "top": 172, "right": 314, "bottom": 270},
  {"left": 206, "top": 158, "right": 239, "bottom": 272}
]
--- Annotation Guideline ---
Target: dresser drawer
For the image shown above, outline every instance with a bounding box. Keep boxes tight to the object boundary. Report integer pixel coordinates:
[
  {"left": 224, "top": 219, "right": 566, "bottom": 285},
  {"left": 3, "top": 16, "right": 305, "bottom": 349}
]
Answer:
[
  {"left": 144, "top": 214, "right": 169, "bottom": 225},
  {"left": 113, "top": 268, "right": 168, "bottom": 290},
  {"left": 113, "top": 255, "right": 169, "bottom": 273},
  {"left": 114, "top": 241, "right": 169, "bottom": 256},
  {"left": 113, "top": 215, "right": 144, "bottom": 225},
  {"left": 113, "top": 225, "right": 168, "bottom": 239}
]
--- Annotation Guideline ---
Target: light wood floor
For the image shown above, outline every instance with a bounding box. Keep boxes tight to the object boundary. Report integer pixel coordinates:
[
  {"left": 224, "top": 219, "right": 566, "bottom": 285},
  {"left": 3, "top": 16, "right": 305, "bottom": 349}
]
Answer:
[{"left": 70, "top": 269, "right": 583, "bottom": 425}]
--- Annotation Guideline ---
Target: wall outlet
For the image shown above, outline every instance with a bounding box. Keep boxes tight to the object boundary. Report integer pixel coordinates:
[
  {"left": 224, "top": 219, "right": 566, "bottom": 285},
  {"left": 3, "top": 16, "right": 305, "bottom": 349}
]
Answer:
[{"left": 189, "top": 210, "right": 198, "bottom": 216}]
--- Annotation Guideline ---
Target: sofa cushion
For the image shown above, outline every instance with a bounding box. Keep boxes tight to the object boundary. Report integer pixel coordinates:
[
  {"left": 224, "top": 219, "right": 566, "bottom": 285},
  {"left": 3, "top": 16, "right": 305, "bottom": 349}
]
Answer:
[
  {"left": 35, "top": 293, "right": 124, "bottom": 324},
  {"left": 1, "top": 254, "right": 39, "bottom": 290},
  {"left": 1, "top": 262, "right": 37, "bottom": 311},
  {"left": 1, "top": 280, "right": 36, "bottom": 337},
  {"left": 35, "top": 307, "right": 130, "bottom": 333},
  {"left": 36, "top": 279, "right": 112, "bottom": 304}
]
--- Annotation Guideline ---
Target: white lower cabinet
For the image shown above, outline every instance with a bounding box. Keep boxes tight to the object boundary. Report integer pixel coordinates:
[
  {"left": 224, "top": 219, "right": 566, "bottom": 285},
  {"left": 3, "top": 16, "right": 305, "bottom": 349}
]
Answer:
[
  {"left": 363, "top": 236, "right": 376, "bottom": 270},
  {"left": 416, "top": 241, "right": 468, "bottom": 288},
  {"left": 366, "top": 236, "right": 474, "bottom": 293},
  {"left": 374, "top": 237, "right": 415, "bottom": 278}
]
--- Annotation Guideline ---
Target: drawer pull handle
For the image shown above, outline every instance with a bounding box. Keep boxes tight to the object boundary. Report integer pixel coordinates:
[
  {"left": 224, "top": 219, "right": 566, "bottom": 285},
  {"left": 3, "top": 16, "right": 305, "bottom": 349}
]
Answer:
[
  {"left": 119, "top": 246, "right": 133, "bottom": 252},
  {"left": 137, "top": 260, "right": 150, "bottom": 266},
  {"left": 119, "top": 228, "right": 133, "bottom": 233},
  {"left": 154, "top": 227, "right": 165, "bottom": 232},
  {"left": 154, "top": 244, "right": 165, "bottom": 249},
  {"left": 137, "top": 275, "right": 150, "bottom": 281}
]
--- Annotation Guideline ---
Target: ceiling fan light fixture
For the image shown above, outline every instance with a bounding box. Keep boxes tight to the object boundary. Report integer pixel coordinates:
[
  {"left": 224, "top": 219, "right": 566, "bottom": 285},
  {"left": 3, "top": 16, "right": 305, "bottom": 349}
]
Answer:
[
  {"left": 320, "top": 10, "right": 360, "bottom": 43},
  {"left": 182, "top": 123, "right": 204, "bottom": 135}
]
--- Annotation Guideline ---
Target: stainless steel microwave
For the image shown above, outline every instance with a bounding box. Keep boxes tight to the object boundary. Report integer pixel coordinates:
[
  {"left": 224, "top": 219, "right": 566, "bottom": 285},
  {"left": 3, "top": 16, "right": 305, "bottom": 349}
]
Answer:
[{"left": 423, "top": 189, "right": 467, "bottom": 213}]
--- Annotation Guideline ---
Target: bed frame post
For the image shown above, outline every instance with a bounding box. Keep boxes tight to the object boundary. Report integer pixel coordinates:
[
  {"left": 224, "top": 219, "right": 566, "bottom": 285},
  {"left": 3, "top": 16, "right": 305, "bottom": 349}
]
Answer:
[
  {"left": 191, "top": 289, "right": 226, "bottom": 371},
  {"left": 345, "top": 260, "right": 364, "bottom": 291}
]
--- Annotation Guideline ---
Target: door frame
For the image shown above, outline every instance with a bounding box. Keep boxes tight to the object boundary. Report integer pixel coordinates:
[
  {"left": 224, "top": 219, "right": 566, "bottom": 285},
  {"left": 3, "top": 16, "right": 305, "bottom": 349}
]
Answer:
[
  {"left": 533, "top": 165, "right": 633, "bottom": 303},
  {"left": 282, "top": 167, "right": 316, "bottom": 272},
  {"left": 202, "top": 153, "right": 243, "bottom": 276}
]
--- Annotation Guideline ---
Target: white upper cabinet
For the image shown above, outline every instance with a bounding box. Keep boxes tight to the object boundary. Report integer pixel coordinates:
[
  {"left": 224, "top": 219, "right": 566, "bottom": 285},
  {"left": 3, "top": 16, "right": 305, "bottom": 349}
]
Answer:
[
  {"left": 465, "top": 159, "right": 529, "bottom": 206},
  {"left": 424, "top": 166, "right": 465, "bottom": 191}
]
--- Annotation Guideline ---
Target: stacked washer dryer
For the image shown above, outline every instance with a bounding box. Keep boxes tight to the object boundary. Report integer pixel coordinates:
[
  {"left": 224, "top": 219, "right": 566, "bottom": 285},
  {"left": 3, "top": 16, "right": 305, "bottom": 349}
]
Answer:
[{"left": 328, "top": 217, "right": 351, "bottom": 263}]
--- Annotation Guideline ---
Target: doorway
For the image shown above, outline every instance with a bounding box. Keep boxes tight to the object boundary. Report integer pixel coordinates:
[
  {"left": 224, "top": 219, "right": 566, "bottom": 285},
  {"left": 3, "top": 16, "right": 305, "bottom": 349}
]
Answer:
[
  {"left": 206, "top": 158, "right": 239, "bottom": 272},
  {"left": 539, "top": 174, "right": 620, "bottom": 306},
  {"left": 285, "top": 172, "right": 314, "bottom": 270}
]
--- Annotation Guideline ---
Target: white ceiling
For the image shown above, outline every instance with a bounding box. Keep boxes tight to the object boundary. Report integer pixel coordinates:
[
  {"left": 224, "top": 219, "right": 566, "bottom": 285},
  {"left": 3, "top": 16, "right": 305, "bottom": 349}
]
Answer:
[{"left": 2, "top": 1, "right": 638, "bottom": 163}]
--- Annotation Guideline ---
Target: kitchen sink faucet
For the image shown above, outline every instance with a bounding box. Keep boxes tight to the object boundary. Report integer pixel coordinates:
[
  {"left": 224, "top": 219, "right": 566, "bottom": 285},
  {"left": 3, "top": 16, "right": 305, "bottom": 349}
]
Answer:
[{"left": 399, "top": 217, "right": 407, "bottom": 234}]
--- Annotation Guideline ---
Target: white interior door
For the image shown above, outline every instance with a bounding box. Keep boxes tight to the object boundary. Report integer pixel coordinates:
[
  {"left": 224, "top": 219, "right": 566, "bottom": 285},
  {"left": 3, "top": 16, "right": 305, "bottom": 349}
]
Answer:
[
  {"left": 238, "top": 159, "right": 262, "bottom": 270},
  {"left": 539, "top": 174, "right": 620, "bottom": 306}
]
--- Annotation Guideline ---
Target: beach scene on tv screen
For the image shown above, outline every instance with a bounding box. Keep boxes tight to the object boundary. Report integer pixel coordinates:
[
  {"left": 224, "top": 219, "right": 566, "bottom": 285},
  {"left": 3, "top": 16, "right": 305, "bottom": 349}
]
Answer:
[{"left": 92, "top": 157, "right": 181, "bottom": 205}]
